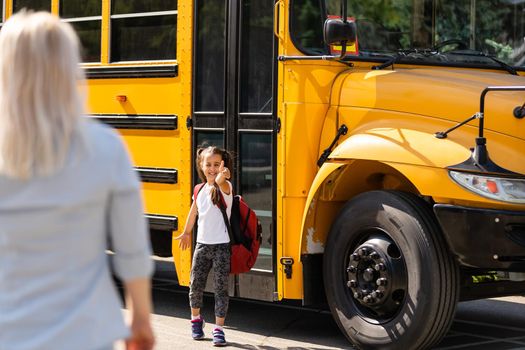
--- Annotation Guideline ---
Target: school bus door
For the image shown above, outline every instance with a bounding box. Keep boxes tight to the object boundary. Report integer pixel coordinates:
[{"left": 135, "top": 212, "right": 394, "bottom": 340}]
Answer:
[{"left": 191, "top": 0, "right": 276, "bottom": 301}]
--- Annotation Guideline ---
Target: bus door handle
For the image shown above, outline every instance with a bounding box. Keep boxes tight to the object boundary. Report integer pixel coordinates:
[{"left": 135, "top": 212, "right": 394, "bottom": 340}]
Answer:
[
  {"left": 274, "top": 0, "right": 283, "bottom": 40},
  {"left": 280, "top": 257, "right": 294, "bottom": 279}
]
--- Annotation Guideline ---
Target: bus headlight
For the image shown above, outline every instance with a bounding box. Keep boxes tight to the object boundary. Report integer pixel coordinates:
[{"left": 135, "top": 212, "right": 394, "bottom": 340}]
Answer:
[{"left": 449, "top": 171, "right": 525, "bottom": 204}]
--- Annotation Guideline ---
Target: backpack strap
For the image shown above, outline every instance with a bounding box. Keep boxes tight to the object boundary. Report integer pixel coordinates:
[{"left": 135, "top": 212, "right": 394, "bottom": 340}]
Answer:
[
  {"left": 217, "top": 189, "right": 236, "bottom": 245},
  {"left": 193, "top": 183, "right": 206, "bottom": 204}
]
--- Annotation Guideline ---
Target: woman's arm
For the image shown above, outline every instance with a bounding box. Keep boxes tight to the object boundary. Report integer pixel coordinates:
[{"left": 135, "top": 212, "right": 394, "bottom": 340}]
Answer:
[
  {"left": 124, "top": 278, "right": 155, "bottom": 350},
  {"left": 107, "top": 134, "right": 155, "bottom": 349}
]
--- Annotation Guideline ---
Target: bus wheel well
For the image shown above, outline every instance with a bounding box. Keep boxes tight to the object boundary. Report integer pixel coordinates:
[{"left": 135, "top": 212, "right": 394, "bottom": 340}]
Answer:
[
  {"left": 302, "top": 160, "right": 420, "bottom": 256},
  {"left": 332, "top": 160, "right": 420, "bottom": 201}
]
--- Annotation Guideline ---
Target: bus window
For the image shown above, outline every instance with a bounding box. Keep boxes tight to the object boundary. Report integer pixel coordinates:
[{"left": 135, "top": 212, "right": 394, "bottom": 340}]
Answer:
[
  {"left": 240, "top": 132, "right": 272, "bottom": 271},
  {"left": 239, "top": 1, "right": 273, "bottom": 113},
  {"left": 194, "top": 0, "right": 225, "bottom": 112},
  {"left": 13, "top": 0, "right": 51, "bottom": 12},
  {"left": 292, "top": 0, "right": 525, "bottom": 70},
  {"left": 193, "top": 131, "right": 225, "bottom": 195},
  {"left": 195, "top": 132, "right": 224, "bottom": 151},
  {"left": 110, "top": 0, "right": 177, "bottom": 62},
  {"left": 290, "top": 0, "right": 325, "bottom": 54},
  {"left": 60, "top": 0, "right": 101, "bottom": 63}
]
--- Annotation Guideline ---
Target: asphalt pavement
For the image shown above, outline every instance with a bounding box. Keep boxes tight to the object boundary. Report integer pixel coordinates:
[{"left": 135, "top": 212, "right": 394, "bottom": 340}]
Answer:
[{"left": 115, "top": 260, "right": 525, "bottom": 350}]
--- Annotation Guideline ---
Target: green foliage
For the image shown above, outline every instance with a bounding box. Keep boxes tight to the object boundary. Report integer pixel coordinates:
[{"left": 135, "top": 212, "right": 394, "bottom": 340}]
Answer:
[
  {"left": 60, "top": 0, "right": 101, "bottom": 18},
  {"left": 292, "top": 0, "right": 525, "bottom": 66},
  {"left": 13, "top": 0, "right": 51, "bottom": 12},
  {"left": 112, "top": 0, "right": 177, "bottom": 14}
]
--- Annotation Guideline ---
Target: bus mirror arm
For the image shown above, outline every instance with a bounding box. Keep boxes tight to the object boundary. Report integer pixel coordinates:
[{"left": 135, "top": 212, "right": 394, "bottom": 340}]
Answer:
[
  {"left": 317, "top": 124, "right": 348, "bottom": 167},
  {"left": 438, "top": 86, "right": 525, "bottom": 175},
  {"left": 434, "top": 113, "right": 479, "bottom": 140}
]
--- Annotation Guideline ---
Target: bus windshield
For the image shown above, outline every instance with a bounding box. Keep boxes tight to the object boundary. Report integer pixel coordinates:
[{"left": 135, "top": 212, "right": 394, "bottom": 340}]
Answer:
[{"left": 291, "top": 0, "right": 525, "bottom": 70}]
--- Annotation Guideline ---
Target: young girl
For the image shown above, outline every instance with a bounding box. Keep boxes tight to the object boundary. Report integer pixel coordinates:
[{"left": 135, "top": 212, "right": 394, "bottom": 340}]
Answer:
[{"left": 176, "top": 146, "right": 233, "bottom": 347}]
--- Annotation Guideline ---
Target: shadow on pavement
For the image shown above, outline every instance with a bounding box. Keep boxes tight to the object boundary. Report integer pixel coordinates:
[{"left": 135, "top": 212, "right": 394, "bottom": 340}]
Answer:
[{"left": 147, "top": 259, "right": 525, "bottom": 349}]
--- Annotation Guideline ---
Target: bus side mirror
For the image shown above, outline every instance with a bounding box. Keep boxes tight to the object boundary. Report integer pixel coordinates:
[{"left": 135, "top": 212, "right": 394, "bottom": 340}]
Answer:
[{"left": 323, "top": 18, "right": 356, "bottom": 46}]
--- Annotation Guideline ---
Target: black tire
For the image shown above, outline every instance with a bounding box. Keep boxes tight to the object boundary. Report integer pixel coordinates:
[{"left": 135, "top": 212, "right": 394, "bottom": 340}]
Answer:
[{"left": 324, "top": 191, "right": 459, "bottom": 350}]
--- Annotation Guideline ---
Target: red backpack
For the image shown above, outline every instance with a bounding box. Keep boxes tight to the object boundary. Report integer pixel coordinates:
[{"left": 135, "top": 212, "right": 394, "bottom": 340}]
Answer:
[{"left": 193, "top": 183, "right": 262, "bottom": 274}]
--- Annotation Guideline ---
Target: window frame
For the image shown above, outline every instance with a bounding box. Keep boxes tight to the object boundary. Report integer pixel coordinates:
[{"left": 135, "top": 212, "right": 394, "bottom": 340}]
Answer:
[
  {"left": 61, "top": 15, "right": 102, "bottom": 63},
  {"left": 109, "top": 8, "right": 178, "bottom": 63}
]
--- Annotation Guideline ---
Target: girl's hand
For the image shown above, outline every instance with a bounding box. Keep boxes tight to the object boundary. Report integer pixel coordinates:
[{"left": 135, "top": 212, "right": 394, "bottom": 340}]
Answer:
[
  {"left": 174, "top": 231, "right": 191, "bottom": 250},
  {"left": 215, "top": 160, "right": 230, "bottom": 186}
]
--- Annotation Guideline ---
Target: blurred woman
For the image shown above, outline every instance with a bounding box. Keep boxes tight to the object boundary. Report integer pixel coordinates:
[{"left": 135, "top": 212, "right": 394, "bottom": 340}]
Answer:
[{"left": 0, "top": 11, "right": 155, "bottom": 350}]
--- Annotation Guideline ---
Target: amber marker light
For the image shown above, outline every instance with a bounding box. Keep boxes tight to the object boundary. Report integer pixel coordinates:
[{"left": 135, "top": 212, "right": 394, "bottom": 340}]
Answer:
[{"left": 116, "top": 95, "right": 127, "bottom": 102}]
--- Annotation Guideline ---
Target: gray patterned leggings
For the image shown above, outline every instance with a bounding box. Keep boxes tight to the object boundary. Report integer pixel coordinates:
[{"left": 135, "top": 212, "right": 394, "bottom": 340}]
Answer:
[{"left": 189, "top": 243, "right": 230, "bottom": 318}]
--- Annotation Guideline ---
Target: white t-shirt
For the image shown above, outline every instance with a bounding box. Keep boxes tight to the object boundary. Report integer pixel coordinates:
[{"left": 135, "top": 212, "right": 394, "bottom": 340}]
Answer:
[{"left": 195, "top": 181, "right": 232, "bottom": 244}]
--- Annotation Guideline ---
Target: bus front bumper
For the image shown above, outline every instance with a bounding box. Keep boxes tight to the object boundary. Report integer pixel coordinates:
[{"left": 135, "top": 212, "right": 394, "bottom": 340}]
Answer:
[{"left": 433, "top": 204, "right": 525, "bottom": 270}]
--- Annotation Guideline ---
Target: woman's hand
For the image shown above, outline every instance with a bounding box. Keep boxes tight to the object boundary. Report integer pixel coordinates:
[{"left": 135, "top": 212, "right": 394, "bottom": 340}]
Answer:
[
  {"left": 124, "top": 279, "right": 155, "bottom": 350},
  {"left": 215, "top": 160, "right": 230, "bottom": 188},
  {"left": 126, "top": 317, "right": 155, "bottom": 350},
  {"left": 174, "top": 231, "right": 191, "bottom": 250}
]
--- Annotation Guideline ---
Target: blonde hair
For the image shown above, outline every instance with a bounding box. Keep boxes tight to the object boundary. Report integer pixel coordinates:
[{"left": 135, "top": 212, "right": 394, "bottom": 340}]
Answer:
[{"left": 0, "top": 11, "right": 85, "bottom": 179}]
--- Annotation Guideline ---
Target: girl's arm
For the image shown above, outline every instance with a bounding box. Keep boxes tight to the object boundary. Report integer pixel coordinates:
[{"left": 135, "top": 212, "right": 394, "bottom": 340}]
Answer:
[
  {"left": 216, "top": 160, "right": 231, "bottom": 194},
  {"left": 174, "top": 201, "right": 197, "bottom": 250}
]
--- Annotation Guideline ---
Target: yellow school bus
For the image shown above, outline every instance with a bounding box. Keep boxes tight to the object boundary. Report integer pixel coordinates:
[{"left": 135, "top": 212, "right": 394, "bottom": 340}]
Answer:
[{"left": 5, "top": 0, "right": 525, "bottom": 348}]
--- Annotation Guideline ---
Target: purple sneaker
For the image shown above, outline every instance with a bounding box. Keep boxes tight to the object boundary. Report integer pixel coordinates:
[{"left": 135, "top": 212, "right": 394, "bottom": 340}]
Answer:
[
  {"left": 212, "top": 328, "right": 227, "bottom": 346},
  {"left": 191, "top": 317, "right": 205, "bottom": 340}
]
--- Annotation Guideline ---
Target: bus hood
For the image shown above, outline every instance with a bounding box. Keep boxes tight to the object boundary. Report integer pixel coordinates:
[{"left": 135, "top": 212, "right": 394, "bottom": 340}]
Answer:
[{"left": 338, "top": 68, "right": 525, "bottom": 140}]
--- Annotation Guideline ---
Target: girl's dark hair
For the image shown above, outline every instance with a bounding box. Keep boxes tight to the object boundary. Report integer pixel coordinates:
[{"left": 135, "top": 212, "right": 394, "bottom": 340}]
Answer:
[{"left": 195, "top": 146, "right": 233, "bottom": 205}]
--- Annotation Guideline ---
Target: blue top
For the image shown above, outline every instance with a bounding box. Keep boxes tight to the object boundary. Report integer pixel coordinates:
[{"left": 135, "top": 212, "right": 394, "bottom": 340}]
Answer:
[{"left": 0, "top": 119, "right": 153, "bottom": 350}]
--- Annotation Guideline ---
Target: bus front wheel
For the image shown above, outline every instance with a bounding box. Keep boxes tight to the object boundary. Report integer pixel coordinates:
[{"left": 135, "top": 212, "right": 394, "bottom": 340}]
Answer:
[{"left": 324, "top": 191, "right": 459, "bottom": 350}]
